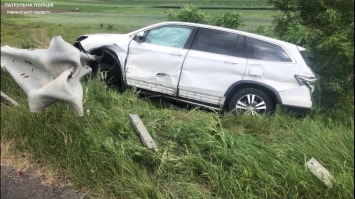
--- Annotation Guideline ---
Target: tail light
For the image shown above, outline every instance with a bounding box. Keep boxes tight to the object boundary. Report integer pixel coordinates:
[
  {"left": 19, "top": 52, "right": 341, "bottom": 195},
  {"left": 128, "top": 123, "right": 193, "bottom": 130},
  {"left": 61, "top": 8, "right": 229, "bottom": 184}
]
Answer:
[{"left": 295, "top": 75, "right": 317, "bottom": 94}]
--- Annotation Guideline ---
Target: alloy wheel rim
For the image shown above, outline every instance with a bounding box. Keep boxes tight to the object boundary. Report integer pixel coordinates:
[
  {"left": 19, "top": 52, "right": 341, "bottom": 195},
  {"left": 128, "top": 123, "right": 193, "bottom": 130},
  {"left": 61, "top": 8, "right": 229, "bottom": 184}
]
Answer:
[
  {"left": 100, "top": 71, "right": 116, "bottom": 85},
  {"left": 236, "top": 94, "right": 267, "bottom": 115}
]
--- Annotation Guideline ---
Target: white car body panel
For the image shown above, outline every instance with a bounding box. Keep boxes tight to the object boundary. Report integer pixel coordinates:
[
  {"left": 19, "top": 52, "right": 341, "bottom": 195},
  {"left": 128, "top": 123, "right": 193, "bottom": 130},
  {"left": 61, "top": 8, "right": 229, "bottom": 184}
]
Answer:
[
  {"left": 243, "top": 39, "right": 315, "bottom": 107},
  {"left": 179, "top": 50, "right": 247, "bottom": 105},
  {"left": 279, "top": 85, "right": 312, "bottom": 108},
  {"left": 244, "top": 60, "right": 301, "bottom": 92},
  {"left": 79, "top": 34, "right": 132, "bottom": 70},
  {"left": 75, "top": 21, "right": 316, "bottom": 111},
  {"left": 126, "top": 40, "right": 188, "bottom": 96}
]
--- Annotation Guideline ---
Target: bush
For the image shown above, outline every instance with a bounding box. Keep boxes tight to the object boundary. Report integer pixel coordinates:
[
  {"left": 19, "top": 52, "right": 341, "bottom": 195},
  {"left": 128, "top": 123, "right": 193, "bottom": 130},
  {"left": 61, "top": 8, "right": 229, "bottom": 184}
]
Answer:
[
  {"left": 212, "top": 11, "right": 244, "bottom": 29},
  {"left": 250, "top": 25, "right": 273, "bottom": 37},
  {"left": 107, "top": 24, "right": 114, "bottom": 30},
  {"left": 167, "top": 4, "right": 245, "bottom": 29},
  {"left": 269, "top": 0, "right": 354, "bottom": 116},
  {"left": 20, "top": 40, "right": 35, "bottom": 49},
  {"left": 167, "top": 4, "right": 209, "bottom": 24}
]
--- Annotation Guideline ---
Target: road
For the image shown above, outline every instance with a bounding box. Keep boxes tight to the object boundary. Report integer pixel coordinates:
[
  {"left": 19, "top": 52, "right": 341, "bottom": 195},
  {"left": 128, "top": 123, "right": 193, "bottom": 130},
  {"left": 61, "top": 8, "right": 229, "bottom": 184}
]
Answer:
[{"left": 1, "top": 165, "right": 90, "bottom": 199}]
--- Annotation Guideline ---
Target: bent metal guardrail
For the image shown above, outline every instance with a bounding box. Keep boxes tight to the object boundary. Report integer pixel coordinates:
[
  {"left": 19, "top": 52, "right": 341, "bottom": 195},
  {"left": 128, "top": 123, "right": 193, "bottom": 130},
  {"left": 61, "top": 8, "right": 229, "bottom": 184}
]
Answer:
[{"left": 1, "top": 36, "right": 96, "bottom": 116}]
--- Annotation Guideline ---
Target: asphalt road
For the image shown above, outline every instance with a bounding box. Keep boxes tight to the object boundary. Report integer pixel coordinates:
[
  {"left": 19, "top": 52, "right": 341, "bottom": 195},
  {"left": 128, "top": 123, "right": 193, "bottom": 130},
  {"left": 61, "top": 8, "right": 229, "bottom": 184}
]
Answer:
[{"left": 1, "top": 165, "right": 90, "bottom": 199}]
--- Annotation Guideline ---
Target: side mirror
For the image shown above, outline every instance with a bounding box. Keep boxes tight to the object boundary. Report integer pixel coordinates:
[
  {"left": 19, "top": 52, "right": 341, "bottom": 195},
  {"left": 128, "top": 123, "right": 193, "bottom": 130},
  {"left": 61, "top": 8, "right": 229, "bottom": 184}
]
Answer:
[{"left": 134, "top": 31, "right": 145, "bottom": 43}]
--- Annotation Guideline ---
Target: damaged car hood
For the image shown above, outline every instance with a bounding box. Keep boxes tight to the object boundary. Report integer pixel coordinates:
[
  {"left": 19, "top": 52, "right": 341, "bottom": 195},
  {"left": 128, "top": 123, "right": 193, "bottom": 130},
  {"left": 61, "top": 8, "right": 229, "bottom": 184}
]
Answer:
[{"left": 77, "top": 33, "right": 132, "bottom": 52}]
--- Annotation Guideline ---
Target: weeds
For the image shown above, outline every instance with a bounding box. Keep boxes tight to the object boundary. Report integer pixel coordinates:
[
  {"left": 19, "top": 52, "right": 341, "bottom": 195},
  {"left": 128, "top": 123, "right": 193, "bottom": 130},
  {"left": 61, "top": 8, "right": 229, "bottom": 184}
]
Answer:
[
  {"left": 0, "top": 1, "right": 353, "bottom": 198},
  {"left": 1, "top": 71, "right": 353, "bottom": 199},
  {"left": 107, "top": 24, "right": 114, "bottom": 30},
  {"left": 20, "top": 40, "right": 35, "bottom": 49}
]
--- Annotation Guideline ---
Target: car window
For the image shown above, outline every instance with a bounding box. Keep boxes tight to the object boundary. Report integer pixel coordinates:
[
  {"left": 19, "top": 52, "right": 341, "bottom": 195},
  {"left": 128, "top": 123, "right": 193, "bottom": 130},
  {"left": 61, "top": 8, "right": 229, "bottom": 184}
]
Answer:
[
  {"left": 235, "top": 35, "right": 245, "bottom": 58},
  {"left": 246, "top": 37, "right": 292, "bottom": 62},
  {"left": 192, "top": 28, "right": 239, "bottom": 56},
  {"left": 144, "top": 26, "right": 193, "bottom": 48}
]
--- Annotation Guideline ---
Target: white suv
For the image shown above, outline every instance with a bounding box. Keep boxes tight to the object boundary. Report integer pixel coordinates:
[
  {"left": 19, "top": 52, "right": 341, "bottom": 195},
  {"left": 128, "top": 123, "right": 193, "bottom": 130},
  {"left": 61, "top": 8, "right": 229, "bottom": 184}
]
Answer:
[{"left": 74, "top": 22, "right": 316, "bottom": 115}]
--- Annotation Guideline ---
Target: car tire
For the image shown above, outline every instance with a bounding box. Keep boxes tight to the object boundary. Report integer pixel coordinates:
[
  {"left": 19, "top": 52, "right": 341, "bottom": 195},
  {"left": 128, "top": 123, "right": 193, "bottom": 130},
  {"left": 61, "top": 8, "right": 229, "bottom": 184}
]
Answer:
[
  {"left": 93, "top": 62, "right": 122, "bottom": 88},
  {"left": 228, "top": 88, "right": 273, "bottom": 115}
]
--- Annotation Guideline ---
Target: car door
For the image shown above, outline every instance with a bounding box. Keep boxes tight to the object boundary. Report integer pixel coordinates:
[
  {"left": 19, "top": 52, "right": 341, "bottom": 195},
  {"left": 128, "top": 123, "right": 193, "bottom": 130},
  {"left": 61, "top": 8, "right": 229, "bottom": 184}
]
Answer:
[
  {"left": 125, "top": 25, "right": 196, "bottom": 96},
  {"left": 243, "top": 37, "right": 298, "bottom": 91},
  {"left": 178, "top": 28, "right": 247, "bottom": 106}
]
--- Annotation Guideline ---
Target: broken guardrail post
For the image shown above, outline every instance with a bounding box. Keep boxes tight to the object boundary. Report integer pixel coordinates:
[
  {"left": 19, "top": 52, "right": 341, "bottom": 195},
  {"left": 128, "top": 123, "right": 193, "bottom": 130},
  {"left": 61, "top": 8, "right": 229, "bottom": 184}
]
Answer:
[
  {"left": 1, "top": 91, "right": 19, "bottom": 106},
  {"left": 128, "top": 114, "right": 158, "bottom": 152},
  {"left": 306, "top": 157, "right": 334, "bottom": 188}
]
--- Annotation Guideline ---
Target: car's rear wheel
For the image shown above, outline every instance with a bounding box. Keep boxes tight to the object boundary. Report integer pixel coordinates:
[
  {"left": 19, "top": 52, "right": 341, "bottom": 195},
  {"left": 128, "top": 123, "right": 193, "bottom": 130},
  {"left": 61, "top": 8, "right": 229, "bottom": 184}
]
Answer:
[{"left": 228, "top": 88, "right": 273, "bottom": 116}]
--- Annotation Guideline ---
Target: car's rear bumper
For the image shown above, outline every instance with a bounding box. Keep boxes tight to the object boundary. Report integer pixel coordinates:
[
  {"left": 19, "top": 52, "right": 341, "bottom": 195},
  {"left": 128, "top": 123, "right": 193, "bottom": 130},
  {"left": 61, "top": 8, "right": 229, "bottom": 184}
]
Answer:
[
  {"left": 280, "top": 105, "right": 311, "bottom": 115},
  {"left": 278, "top": 85, "right": 313, "bottom": 108}
]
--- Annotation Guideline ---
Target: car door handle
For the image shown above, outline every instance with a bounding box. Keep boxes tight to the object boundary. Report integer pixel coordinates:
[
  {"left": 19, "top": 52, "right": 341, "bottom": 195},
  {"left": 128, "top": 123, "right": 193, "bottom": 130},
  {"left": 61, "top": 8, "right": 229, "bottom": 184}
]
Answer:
[
  {"left": 224, "top": 60, "right": 238, "bottom": 64},
  {"left": 170, "top": 52, "right": 182, "bottom": 56},
  {"left": 156, "top": 73, "right": 170, "bottom": 77}
]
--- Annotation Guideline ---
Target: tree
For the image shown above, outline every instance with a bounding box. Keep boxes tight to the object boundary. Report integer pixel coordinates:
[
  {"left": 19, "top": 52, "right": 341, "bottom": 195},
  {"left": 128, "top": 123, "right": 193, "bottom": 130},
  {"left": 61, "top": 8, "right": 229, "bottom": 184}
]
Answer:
[
  {"left": 167, "top": 4, "right": 209, "bottom": 24},
  {"left": 269, "top": 0, "right": 354, "bottom": 116},
  {"left": 167, "top": 4, "right": 244, "bottom": 30},
  {"left": 212, "top": 11, "right": 244, "bottom": 29}
]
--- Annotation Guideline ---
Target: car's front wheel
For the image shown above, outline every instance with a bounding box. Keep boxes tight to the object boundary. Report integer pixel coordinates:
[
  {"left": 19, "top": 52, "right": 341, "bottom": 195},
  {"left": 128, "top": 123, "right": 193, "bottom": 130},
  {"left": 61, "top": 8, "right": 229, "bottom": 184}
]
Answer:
[
  {"left": 95, "top": 62, "right": 120, "bottom": 87},
  {"left": 228, "top": 88, "right": 273, "bottom": 116}
]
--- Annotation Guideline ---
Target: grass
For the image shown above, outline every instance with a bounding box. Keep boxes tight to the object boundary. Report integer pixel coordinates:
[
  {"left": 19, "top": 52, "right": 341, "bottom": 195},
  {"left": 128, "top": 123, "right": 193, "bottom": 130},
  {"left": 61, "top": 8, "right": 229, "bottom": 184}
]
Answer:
[
  {"left": 154, "top": 5, "right": 272, "bottom": 10},
  {"left": 1, "top": 70, "right": 354, "bottom": 199},
  {"left": 1, "top": 0, "right": 353, "bottom": 198},
  {"left": 1, "top": 0, "right": 275, "bottom": 48},
  {"left": 1, "top": 10, "right": 274, "bottom": 47}
]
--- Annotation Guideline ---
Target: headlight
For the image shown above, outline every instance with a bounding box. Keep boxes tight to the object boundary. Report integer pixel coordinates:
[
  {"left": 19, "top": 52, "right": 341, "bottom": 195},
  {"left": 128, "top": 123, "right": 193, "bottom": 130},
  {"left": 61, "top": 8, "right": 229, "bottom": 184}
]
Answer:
[{"left": 295, "top": 75, "right": 317, "bottom": 94}]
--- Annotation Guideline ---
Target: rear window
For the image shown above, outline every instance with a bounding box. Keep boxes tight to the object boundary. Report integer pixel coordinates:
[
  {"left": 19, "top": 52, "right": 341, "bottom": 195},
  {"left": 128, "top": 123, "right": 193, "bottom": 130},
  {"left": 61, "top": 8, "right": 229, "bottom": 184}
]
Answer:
[
  {"left": 192, "top": 28, "right": 239, "bottom": 56},
  {"left": 246, "top": 37, "right": 292, "bottom": 62}
]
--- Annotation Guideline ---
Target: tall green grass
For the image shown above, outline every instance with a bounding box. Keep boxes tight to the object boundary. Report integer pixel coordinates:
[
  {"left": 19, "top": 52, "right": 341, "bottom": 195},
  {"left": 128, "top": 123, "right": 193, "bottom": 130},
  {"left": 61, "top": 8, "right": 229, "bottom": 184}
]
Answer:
[
  {"left": 1, "top": 1, "right": 353, "bottom": 198},
  {"left": 1, "top": 70, "right": 353, "bottom": 199}
]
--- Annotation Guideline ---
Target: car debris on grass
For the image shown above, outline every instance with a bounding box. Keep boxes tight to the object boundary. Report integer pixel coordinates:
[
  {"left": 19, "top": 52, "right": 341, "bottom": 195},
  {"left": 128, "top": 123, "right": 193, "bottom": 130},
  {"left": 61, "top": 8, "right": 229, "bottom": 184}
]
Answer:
[
  {"left": 128, "top": 114, "right": 158, "bottom": 151},
  {"left": 307, "top": 157, "right": 335, "bottom": 188},
  {"left": 1, "top": 91, "right": 19, "bottom": 106}
]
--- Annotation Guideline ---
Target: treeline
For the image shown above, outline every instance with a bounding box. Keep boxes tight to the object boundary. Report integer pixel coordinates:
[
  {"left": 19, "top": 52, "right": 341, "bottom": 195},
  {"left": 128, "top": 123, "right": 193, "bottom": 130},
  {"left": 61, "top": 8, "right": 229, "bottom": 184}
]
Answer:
[{"left": 269, "top": 0, "right": 354, "bottom": 117}]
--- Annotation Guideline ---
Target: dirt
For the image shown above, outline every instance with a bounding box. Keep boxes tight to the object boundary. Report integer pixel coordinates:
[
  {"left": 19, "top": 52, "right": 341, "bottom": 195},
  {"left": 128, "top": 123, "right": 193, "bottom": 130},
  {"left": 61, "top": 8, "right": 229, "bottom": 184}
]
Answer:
[
  {"left": 1, "top": 141, "right": 96, "bottom": 199},
  {"left": 1, "top": 165, "right": 90, "bottom": 199}
]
